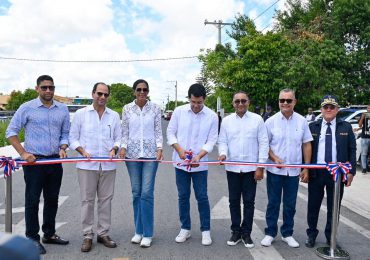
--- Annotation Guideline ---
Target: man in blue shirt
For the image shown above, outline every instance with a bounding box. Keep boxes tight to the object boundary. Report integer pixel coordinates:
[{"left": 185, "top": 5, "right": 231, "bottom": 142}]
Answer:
[{"left": 6, "top": 75, "right": 70, "bottom": 255}]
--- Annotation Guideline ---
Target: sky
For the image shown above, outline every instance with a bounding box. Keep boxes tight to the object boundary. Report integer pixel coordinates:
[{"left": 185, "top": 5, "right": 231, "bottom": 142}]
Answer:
[{"left": 0, "top": 0, "right": 286, "bottom": 108}]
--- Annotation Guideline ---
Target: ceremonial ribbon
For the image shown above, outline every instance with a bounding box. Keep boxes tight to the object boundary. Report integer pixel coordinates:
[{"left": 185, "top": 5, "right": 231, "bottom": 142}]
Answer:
[
  {"left": 1, "top": 155, "right": 353, "bottom": 178},
  {"left": 177, "top": 150, "right": 193, "bottom": 171},
  {"left": 326, "top": 162, "right": 352, "bottom": 182},
  {"left": 0, "top": 156, "right": 19, "bottom": 179}
]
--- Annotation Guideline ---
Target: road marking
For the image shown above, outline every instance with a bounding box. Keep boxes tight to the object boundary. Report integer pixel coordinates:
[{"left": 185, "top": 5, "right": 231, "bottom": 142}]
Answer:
[
  {"left": 297, "top": 192, "right": 370, "bottom": 240},
  {"left": 299, "top": 179, "right": 370, "bottom": 220},
  {"left": 212, "top": 196, "right": 285, "bottom": 260},
  {"left": 0, "top": 196, "right": 68, "bottom": 235},
  {"left": 211, "top": 196, "right": 281, "bottom": 223}
]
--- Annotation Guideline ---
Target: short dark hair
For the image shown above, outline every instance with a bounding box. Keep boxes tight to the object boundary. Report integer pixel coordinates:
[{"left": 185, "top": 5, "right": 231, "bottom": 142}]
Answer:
[
  {"left": 232, "top": 91, "right": 249, "bottom": 99},
  {"left": 133, "top": 79, "right": 149, "bottom": 90},
  {"left": 188, "top": 83, "right": 206, "bottom": 99},
  {"left": 36, "top": 75, "right": 54, "bottom": 86},
  {"left": 92, "top": 82, "right": 110, "bottom": 94}
]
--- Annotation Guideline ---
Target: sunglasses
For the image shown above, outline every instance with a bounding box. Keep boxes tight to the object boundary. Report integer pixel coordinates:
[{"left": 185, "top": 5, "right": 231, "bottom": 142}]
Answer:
[
  {"left": 279, "top": 99, "right": 293, "bottom": 104},
  {"left": 234, "top": 99, "right": 248, "bottom": 104},
  {"left": 39, "top": 85, "right": 55, "bottom": 91},
  {"left": 96, "top": 92, "right": 109, "bottom": 98},
  {"left": 323, "top": 104, "right": 336, "bottom": 110},
  {"left": 136, "top": 88, "right": 148, "bottom": 93}
]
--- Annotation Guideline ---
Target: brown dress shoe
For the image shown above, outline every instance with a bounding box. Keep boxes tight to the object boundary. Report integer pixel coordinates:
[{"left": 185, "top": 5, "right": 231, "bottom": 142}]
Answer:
[
  {"left": 81, "top": 238, "right": 92, "bottom": 252},
  {"left": 97, "top": 235, "right": 117, "bottom": 248}
]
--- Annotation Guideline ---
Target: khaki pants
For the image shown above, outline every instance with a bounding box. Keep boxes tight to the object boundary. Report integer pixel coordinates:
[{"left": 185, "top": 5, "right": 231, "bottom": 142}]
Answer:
[{"left": 77, "top": 168, "right": 116, "bottom": 238}]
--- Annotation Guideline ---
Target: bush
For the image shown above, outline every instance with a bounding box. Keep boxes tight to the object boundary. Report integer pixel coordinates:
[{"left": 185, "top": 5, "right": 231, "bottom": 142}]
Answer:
[{"left": 0, "top": 120, "right": 24, "bottom": 147}]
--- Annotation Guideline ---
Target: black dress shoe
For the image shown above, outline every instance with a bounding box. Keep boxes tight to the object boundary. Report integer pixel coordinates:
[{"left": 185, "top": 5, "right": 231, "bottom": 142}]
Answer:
[
  {"left": 35, "top": 241, "right": 46, "bottom": 255},
  {"left": 42, "top": 234, "right": 69, "bottom": 245},
  {"left": 305, "top": 237, "right": 315, "bottom": 248}
]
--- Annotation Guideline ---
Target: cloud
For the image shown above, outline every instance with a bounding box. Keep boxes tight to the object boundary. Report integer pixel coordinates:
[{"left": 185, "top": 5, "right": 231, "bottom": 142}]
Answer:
[{"left": 1, "top": 0, "right": 285, "bottom": 107}]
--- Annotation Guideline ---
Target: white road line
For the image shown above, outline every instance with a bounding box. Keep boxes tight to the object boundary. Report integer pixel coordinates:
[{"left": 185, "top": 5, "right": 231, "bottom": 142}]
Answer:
[
  {"left": 0, "top": 196, "right": 69, "bottom": 235},
  {"left": 297, "top": 192, "right": 370, "bottom": 240},
  {"left": 212, "top": 196, "right": 285, "bottom": 260}
]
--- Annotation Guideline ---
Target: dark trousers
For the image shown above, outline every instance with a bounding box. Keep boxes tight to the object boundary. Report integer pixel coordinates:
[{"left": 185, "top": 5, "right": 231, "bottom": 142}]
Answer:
[
  {"left": 23, "top": 163, "right": 63, "bottom": 241},
  {"left": 306, "top": 169, "right": 344, "bottom": 241},
  {"left": 227, "top": 171, "right": 257, "bottom": 236}
]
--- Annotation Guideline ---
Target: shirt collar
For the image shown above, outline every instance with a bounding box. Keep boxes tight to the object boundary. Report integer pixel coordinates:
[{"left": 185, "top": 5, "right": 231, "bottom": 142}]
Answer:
[
  {"left": 322, "top": 117, "right": 336, "bottom": 126},
  {"left": 133, "top": 99, "right": 149, "bottom": 108},
  {"left": 36, "top": 97, "right": 56, "bottom": 108},
  {"left": 186, "top": 104, "right": 205, "bottom": 115},
  {"left": 234, "top": 111, "right": 249, "bottom": 119},
  {"left": 279, "top": 111, "right": 294, "bottom": 120},
  {"left": 87, "top": 104, "right": 110, "bottom": 114}
]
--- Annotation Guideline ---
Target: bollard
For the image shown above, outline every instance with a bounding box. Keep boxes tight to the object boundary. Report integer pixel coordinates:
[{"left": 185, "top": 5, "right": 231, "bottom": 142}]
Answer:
[
  {"left": 5, "top": 175, "right": 12, "bottom": 233},
  {"left": 316, "top": 172, "right": 350, "bottom": 259}
]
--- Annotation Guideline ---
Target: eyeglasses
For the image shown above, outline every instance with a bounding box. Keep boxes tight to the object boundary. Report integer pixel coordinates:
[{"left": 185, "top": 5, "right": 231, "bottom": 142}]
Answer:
[
  {"left": 96, "top": 92, "right": 109, "bottom": 98},
  {"left": 136, "top": 88, "right": 148, "bottom": 93},
  {"left": 234, "top": 99, "right": 248, "bottom": 104},
  {"left": 39, "top": 85, "right": 55, "bottom": 91},
  {"left": 279, "top": 99, "right": 293, "bottom": 104},
  {"left": 323, "top": 104, "right": 336, "bottom": 110}
]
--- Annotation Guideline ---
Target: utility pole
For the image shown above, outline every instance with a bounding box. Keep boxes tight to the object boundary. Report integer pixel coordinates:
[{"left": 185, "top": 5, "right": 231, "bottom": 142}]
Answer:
[
  {"left": 204, "top": 19, "right": 233, "bottom": 44},
  {"left": 167, "top": 94, "right": 170, "bottom": 110},
  {"left": 167, "top": 80, "right": 178, "bottom": 108}
]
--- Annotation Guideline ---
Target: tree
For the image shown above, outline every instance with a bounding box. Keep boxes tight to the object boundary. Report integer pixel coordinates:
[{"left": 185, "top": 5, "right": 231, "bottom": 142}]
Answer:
[
  {"left": 199, "top": 2, "right": 369, "bottom": 112},
  {"left": 165, "top": 100, "right": 187, "bottom": 111},
  {"left": 107, "top": 83, "right": 135, "bottom": 113},
  {"left": 6, "top": 88, "right": 38, "bottom": 110}
]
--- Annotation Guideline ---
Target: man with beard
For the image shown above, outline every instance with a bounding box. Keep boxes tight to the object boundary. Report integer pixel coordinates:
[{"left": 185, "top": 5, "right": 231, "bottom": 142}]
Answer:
[{"left": 6, "top": 75, "right": 70, "bottom": 255}]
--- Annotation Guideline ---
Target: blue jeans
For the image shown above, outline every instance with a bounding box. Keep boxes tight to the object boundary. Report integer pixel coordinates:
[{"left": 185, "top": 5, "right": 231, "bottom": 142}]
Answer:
[
  {"left": 175, "top": 168, "right": 210, "bottom": 231},
  {"left": 126, "top": 159, "right": 158, "bottom": 237},
  {"left": 265, "top": 171, "right": 299, "bottom": 238},
  {"left": 361, "top": 138, "right": 370, "bottom": 170}
]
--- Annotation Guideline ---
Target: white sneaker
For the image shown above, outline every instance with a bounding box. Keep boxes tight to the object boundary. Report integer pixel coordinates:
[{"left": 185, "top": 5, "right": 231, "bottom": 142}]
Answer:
[
  {"left": 282, "top": 236, "right": 300, "bottom": 248},
  {"left": 131, "top": 234, "right": 142, "bottom": 244},
  {"left": 140, "top": 237, "right": 152, "bottom": 248},
  {"left": 175, "top": 229, "right": 191, "bottom": 243},
  {"left": 261, "top": 235, "right": 275, "bottom": 247},
  {"left": 202, "top": 231, "right": 212, "bottom": 246}
]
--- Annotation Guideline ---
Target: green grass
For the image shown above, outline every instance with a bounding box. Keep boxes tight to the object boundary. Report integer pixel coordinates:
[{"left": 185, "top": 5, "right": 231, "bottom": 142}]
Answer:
[{"left": 0, "top": 120, "right": 24, "bottom": 147}]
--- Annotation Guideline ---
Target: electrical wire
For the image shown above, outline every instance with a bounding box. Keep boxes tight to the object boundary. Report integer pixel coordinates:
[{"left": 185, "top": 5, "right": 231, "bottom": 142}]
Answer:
[{"left": 0, "top": 55, "right": 198, "bottom": 63}]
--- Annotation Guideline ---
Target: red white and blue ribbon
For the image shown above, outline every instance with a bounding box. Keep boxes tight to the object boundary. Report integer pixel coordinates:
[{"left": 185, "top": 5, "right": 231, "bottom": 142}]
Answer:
[
  {"left": 326, "top": 162, "right": 352, "bottom": 182},
  {"left": 0, "top": 156, "right": 19, "bottom": 178},
  {"left": 177, "top": 150, "right": 193, "bottom": 171},
  {"left": 1, "top": 155, "right": 353, "bottom": 179}
]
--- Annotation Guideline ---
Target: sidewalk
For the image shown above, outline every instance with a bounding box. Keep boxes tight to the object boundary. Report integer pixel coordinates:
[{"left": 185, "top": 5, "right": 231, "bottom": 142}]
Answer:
[{"left": 342, "top": 169, "right": 370, "bottom": 219}]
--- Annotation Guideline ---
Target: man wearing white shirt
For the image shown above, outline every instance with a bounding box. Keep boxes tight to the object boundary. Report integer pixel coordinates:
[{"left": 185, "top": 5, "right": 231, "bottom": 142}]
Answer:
[
  {"left": 218, "top": 91, "right": 269, "bottom": 248},
  {"left": 167, "top": 83, "right": 218, "bottom": 246},
  {"left": 261, "top": 89, "right": 312, "bottom": 248},
  {"left": 69, "top": 82, "right": 121, "bottom": 252}
]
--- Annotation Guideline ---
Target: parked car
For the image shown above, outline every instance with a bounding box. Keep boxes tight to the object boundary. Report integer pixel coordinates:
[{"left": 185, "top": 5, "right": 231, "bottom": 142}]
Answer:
[{"left": 163, "top": 110, "right": 173, "bottom": 120}]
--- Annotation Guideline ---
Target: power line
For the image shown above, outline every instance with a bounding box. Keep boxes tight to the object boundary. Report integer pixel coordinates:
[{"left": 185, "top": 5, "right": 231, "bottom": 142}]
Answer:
[
  {"left": 0, "top": 55, "right": 198, "bottom": 63},
  {"left": 253, "top": 0, "right": 280, "bottom": 22}
]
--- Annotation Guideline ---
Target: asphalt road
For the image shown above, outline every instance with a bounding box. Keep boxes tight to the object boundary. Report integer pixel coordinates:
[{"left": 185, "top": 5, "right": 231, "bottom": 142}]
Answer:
[{"left": 1, "top": 119, "right": 370, "bottom": 260}]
